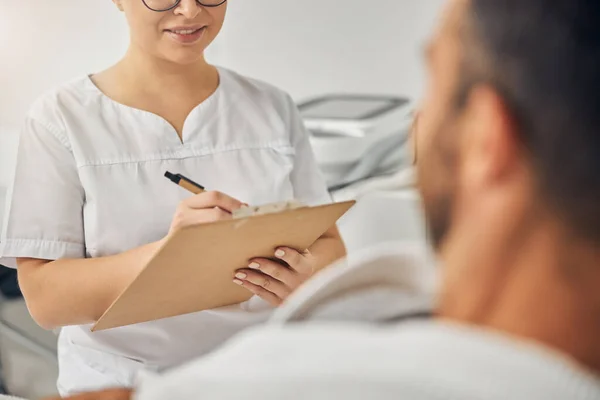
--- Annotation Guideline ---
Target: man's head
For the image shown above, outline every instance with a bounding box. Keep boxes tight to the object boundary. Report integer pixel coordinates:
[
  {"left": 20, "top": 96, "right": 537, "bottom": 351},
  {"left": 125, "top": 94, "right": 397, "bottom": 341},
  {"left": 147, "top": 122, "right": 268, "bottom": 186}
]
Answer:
[
  {"left": 417, "top": 0, "right": 600, "bottom": 361},
  {"left": 419, "top": 0, "right": 600, "bottom": 248}
]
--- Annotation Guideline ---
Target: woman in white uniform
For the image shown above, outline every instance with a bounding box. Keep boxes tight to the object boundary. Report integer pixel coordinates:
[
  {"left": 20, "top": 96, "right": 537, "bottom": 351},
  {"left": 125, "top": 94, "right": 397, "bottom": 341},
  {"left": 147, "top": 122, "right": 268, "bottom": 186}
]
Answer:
[{"left": 0, "top": 0, "right": 346, "bottom": 395}]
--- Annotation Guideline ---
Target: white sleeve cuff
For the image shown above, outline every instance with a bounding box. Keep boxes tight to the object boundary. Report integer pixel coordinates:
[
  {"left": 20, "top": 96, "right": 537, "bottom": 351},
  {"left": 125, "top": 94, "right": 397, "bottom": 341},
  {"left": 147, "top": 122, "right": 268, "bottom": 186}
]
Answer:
[{"left": 0, "top": 238, "right": 85, "bottom": 267}]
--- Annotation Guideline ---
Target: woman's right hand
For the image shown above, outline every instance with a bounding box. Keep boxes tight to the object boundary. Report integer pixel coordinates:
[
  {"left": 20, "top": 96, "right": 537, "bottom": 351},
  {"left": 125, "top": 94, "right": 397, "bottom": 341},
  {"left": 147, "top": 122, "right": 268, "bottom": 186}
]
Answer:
[
  {"left": 17, "top": 190, "right": 245, "bottom": 330},
  {"left": 168, "top": 191, "right": 245, "bottom": 235}
]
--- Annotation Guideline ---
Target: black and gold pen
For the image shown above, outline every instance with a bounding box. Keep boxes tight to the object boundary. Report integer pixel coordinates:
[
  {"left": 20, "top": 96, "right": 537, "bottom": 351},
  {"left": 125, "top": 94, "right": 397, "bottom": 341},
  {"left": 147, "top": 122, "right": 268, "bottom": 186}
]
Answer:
[{"left": 164, "top": 171, "right": 205, "bottom": 195}]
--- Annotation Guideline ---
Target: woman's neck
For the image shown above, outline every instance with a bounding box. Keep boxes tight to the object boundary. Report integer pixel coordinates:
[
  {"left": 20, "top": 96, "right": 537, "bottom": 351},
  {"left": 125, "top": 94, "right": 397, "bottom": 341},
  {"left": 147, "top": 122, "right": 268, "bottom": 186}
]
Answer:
[
  {"left": 91, "top": 46, "right": 220, "bottom": 137},
  {"left": 115, "top": 46, "right": 218, "bottom": 98}
]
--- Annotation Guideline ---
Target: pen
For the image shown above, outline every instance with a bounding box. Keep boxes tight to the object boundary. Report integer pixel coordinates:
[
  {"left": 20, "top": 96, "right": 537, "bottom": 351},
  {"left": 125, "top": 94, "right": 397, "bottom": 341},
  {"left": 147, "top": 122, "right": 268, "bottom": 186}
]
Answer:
[{"left": 164, "top": 171, "right": 205, "bottom": 195}]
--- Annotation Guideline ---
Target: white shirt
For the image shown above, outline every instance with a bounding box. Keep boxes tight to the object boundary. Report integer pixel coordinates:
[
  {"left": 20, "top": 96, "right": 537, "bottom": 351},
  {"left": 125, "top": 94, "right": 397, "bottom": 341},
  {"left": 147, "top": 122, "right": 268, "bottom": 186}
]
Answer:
[
  {"left": 136, "top": 322, "right": 600, "bottom": 400},
  {"left": 134, "top": 246, "right": 600, "bottom": 400},
  {"left": 0, "top": 67, "right": 331, "bottom": 395}
]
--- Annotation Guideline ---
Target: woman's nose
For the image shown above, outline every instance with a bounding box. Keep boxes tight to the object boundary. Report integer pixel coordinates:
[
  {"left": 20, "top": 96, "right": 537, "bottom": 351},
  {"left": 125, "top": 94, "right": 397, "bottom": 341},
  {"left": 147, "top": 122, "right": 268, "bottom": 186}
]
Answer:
[{"left": 174, "top": 0, "right": 203, "bottom": 19}]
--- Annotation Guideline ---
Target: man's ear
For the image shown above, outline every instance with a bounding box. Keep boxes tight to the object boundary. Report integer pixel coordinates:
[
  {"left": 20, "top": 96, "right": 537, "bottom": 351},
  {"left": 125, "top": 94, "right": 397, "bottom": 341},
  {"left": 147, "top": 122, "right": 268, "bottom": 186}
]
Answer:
[
  {"left": 460, "top": 84, "right": 522, "bottom": 188},
  {"left": 113, "top": 0, "right": 125, "bottom": 12}
]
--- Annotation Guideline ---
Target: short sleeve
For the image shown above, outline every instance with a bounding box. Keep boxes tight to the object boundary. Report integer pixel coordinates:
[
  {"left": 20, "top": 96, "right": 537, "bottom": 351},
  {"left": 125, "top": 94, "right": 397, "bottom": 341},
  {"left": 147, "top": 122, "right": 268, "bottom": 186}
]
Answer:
[
  {"left": 0, "top": 117, "right": 85, "bottom": 268},
  {"left": 286, "top": 95, "right": 332, "bottom": 206}
]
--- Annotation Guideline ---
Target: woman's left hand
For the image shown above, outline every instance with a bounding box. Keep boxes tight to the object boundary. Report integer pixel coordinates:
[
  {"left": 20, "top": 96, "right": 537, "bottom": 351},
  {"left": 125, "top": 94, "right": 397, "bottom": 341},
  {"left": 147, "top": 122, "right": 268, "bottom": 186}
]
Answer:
[{"left": 233, "top": 247, "right": 316, "bottom": 306}]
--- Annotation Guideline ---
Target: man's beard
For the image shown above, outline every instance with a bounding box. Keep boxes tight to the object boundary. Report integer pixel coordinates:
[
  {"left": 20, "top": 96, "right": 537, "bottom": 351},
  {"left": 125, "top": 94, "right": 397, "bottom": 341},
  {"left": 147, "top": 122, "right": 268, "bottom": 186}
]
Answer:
[
  {"left": 417, "top": 114, "right": 460, "bottom": 251},
  {"left": 424, "top": 188, "right": 455, "bottom": 251}
]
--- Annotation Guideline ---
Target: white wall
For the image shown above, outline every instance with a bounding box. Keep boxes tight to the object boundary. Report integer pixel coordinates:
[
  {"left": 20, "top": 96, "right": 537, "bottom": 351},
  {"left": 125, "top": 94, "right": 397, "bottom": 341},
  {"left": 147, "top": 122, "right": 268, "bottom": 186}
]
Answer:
[
  {"left": 0, "top": 1, "right": 129, "bottom": 130},
  {"left": 209, "top": 0, "right": 444, "bottom": 101}
]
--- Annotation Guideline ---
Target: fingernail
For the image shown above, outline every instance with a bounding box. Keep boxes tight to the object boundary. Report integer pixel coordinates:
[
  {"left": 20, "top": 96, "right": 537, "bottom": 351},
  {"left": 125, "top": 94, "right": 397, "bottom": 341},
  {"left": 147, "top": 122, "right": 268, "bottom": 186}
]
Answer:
[
  {"left": 235, "top": 272, "right": 247, "bottom": 280},
  {"left": 275, "top": 249, "right": 285, "bottom": 258},
  {"left": 249, "top": 262, "right": 260, "bottom": 269},
  {"left": 233, "top": 279, "right": 243, "bottom": 286}
]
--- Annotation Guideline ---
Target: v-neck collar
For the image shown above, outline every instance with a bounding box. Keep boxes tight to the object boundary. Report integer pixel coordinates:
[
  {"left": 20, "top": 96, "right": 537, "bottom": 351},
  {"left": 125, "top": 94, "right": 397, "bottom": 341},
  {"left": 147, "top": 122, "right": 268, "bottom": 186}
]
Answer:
[{"left": 84, "top": 67, "right": 225, "bottom": 146}]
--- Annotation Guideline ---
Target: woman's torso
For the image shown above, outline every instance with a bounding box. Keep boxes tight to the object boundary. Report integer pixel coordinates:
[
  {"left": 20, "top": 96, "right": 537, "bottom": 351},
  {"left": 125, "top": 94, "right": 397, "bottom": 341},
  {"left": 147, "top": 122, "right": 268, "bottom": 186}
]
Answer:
[{"left": 28, "top": 67, "right": 322, "bottom": 390}]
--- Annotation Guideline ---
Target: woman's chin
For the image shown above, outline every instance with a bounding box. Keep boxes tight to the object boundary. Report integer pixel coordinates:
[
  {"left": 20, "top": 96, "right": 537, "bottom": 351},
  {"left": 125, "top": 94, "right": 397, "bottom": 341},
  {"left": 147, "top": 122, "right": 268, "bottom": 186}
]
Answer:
[{"left": 160, "top": 49, "right": 207, "bottom": 66}]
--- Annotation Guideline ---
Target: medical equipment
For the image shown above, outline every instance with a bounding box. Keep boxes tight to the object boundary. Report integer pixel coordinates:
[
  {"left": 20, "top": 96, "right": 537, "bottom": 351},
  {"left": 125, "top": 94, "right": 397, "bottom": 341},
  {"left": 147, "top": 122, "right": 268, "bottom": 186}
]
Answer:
[{"left": 299, "top": 95, "right": 414, "bottom": 189}]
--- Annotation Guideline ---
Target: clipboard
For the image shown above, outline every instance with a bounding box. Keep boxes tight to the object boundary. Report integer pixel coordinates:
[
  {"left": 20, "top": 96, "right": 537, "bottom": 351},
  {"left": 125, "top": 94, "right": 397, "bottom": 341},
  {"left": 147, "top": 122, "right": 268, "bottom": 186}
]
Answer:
[{"left": 92, "top": 200, "right": 355, "bottom": 331}]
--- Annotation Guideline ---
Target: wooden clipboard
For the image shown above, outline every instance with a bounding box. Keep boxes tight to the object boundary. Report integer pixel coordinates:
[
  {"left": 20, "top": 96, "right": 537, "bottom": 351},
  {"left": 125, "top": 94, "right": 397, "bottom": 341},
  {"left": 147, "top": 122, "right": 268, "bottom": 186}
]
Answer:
[{"left": 92, "top": 200, "right": 355, "bottom": 331}]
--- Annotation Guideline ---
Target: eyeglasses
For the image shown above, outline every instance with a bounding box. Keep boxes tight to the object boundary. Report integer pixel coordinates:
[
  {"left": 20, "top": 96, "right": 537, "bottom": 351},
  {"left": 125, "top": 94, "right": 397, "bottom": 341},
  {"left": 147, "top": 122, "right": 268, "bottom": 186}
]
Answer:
[
  {"left": 142, "top": 0, "right": 226, "bottom": 12},
  {"left": 410, "top": 111, "right": 420, "bottom": 165}
]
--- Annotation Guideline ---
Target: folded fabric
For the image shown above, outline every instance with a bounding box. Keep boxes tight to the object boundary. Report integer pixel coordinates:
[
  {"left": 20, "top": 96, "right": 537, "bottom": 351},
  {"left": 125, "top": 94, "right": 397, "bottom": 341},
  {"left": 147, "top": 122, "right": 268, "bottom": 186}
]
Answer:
[
  {"left": 0, "top": 395, "right": 26, "bottom": 400},
  {"left": 269, "top": 241, "right": 437, "bottom": 325}
]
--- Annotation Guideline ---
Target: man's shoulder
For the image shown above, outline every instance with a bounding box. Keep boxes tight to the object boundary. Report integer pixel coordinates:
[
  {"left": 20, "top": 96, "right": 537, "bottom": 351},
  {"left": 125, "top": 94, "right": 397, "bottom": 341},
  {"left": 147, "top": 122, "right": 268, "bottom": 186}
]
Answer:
[{"left": 138, "top": 322, "right": 600, "bottom": 400}]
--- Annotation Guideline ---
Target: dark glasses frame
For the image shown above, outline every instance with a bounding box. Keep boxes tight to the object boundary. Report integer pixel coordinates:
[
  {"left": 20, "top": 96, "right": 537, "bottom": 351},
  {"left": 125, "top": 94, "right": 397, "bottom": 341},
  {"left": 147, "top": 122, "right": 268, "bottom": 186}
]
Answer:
[{"left": 142, "top": 0, "right": 227, "bottom": 12}]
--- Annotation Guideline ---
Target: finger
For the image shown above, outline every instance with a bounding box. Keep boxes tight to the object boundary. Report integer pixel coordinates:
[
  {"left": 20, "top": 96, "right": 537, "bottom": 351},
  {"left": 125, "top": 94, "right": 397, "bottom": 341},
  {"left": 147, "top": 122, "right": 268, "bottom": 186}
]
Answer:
[
  {"left": 183, "top": 191, "right": 244, "bottom": 213},
  {"left": 233, "top": 278, "right": 282, "bottom": 307},
  {"left": 175, "top": 208, "right": 231, "bottom": 230},
  {"left": 274, "top": 247, "right": 312, "bottom": 275},
  {"left": 47, "top": 389, "right": 133, "bottom": 400},
  {"left": 234, "top": 270, "right": 291, "bottom": 300},
  {"left": 205, "top": 207, "right": 232, "bottom": 221},
  {"left": 246, "top": 259, "right": 298, "bottom": 287}
]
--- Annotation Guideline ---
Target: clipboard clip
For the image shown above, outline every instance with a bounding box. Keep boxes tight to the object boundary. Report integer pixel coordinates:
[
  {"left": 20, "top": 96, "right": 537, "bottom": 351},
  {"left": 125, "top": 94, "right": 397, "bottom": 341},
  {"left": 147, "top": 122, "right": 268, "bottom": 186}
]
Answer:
[{"left": 232, "top": 200, "right": 305, "bottom": 219}]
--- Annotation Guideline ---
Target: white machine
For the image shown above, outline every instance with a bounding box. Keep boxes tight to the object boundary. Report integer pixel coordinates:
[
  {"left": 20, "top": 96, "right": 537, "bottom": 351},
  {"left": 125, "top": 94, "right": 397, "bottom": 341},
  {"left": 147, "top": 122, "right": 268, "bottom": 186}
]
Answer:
[{"left": 299, "top": 95, "right": 414, "bottom": 189}]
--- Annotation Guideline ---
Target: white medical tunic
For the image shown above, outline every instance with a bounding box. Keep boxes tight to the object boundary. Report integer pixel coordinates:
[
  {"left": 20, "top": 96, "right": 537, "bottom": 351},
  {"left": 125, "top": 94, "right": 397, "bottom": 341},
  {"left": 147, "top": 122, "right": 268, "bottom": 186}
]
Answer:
[{"left": 0, "top": 67, "right": 331, "bottom": 395}]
